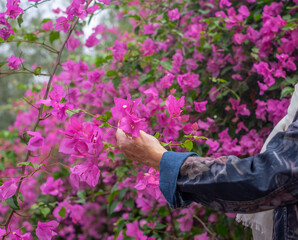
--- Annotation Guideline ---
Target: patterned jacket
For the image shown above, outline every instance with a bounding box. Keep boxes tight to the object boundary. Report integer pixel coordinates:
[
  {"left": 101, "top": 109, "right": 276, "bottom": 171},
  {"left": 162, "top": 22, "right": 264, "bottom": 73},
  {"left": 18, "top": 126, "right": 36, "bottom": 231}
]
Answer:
[{"left": 159, "top": 111, "right": 298, "bottom": 240}]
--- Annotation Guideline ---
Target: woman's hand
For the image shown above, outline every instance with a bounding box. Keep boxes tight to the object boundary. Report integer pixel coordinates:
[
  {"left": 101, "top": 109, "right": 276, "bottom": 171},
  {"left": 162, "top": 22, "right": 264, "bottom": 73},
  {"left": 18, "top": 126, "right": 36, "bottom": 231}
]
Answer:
[{"left": 116, "top": 129, "right": 167, "bottom": 170}]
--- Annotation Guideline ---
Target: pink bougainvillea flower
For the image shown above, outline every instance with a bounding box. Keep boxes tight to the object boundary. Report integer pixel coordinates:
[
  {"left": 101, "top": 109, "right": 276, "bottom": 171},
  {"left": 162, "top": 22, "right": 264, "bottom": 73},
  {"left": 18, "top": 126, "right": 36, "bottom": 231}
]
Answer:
[
  {"left": 138, "top": 38, "right": 155, "bottom": 56},
  {"left": 53, "top": 200, "right": 70, "bottom": 222},
  {"left": 0, "top": 179, "right": 17, "bottom": 200},
  {"left": 55, "top": 17, "right": 70, "bottom": 33},
  {"left": 85, "top": 33, "right": 100, "bottom": 48},
  {"left": 70, "top": 161, "right": 100, "bottom": 188},
  {"left": 0, "top": 229, "right": 6, "bottom": 238},
  {"left": 98, "top": 0, "right": 110, "bottom": 5},
  {"left": 160, "top": 71, "right": 175, "bottom": 89},
  {"left": 111, "top": 94, "right": 146, "bottom": 137},
  {"left": 177, "top": 209, "right": 193, "bottom": 231},
  {"left": 219, "top": 0, "right": 232, "bottom": 8},
  {"left": 205, "top": 139, "right": 220, "bottom": 155},
  {"left": 108, "top": 40, "right": 127, "bottom": 62},
  {"left": 10, "top": 230, "right": 32, "bottom": 240},
  {"left": 126, "top": 220, "right": 148, "bottom": 240},
  {"left": 49, "top": 84, "right": 64, "bottom": 102},
  {"left": 38, "top": 84, "right": 73, "bottom": 121},
  {"left": 257, "top": 81, "right": 268, "bottom": 95},
  {"left": 194, "top": 232, "right": 210, "bottom": 240},
  {"left": 135, "top": 168, "right": 161, "bottom": 200},
  {"left": 41, "top": 21, "right": 53, "bottom": 31},
  {"left": 87, "top": 69, "right": 105, "bottom": 83},
  {"left": 143, "top": 24, "right": 155, "bottom": 34},
  {"left": 66, "top": 35, "right": 80, "bottom": 51},
  {"left": 236, "top": 122, "right": 248, "bottom": 134},
  {"left": 27, "top": 131, "right": 44, "bottom": 151},
  {"left": 194, "top": 100, "right": 208, "bottom": 113},
  {"left": 40, "top": 176, "right": 63, "bottom": 196},
  {"left": 255, "top": 100, "right": 267, "bottom": 120},
  {"left": 70, "top": 204, "right": 85, "bottom": 224},
  {"left": 177, "top": 72, "right": 201, "bottom": 93},
  {"left": 168, "top": 8, "right": 180, "bottom": 21},
  {"left": 253, "top": 61, "right": 275, "bottom": 86},
  {"left": 51, "top": 102, "right": 73, "bottom": 121},
  {"left": 5, "top": 0, "right": 23, "bottom": 19},
  {"left": 36, "top": 221, "right": 59, "bottom": 240},
  {"left": 59, "top": 119, "right": 103, "bottom": 156},
  {"left": 52, "top": 8, "right": 61, "bottom": 14},
  {"left": 238, "top": 5, "right": 250, "bottom": 19},
  {"left": 171, "top": 49, "right": 183, "bottom": 73},
  {"left": 0, "top": 27, "right": 14, "bottom": 40},
  {"left": 165, "top": 95, "right": 185, "bottom": 118},
  {"left": 229, "top": 98, "right": 250, "bottom": 118},
  {"left": 7, "top": 55, "right": 24, "bottom": 70}
]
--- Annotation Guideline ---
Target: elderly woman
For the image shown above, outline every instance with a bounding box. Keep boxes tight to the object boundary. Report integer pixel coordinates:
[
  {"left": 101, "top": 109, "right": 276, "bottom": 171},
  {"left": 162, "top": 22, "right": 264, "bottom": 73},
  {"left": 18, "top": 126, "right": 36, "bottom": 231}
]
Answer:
[{"left": 116, "top": 84, "right": 298, "bottom": 240}]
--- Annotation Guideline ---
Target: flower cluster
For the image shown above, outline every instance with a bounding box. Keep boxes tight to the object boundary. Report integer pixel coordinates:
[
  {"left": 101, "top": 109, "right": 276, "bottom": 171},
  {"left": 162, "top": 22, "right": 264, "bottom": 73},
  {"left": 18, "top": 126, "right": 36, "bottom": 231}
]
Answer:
[{"left": 0, "top": 0, "right": 296, "bottom": 239}]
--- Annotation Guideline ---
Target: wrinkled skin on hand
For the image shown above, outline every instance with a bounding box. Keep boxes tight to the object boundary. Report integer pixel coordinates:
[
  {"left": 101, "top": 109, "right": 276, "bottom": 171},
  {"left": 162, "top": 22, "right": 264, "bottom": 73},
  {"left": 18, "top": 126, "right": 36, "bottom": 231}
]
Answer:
[{"left": 116, "top": 129, "right": 167, "bottom": 170}]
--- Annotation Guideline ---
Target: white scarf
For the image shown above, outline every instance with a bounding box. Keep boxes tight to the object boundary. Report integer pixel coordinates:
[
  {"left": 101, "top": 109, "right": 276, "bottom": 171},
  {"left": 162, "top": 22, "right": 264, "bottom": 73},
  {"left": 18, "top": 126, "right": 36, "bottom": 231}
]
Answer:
[{"left": 236, "top": 83, "right": 298, "bottom": 240}]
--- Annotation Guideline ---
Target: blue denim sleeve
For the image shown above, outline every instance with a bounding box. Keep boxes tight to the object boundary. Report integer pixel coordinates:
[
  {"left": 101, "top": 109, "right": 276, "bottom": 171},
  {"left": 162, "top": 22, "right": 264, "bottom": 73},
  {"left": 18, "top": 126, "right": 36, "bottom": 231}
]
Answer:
[
  {"left": 159, "top": 151, "right": 198, "bottom": 208},
  {"left": 159, "top": 112, "right": 298, "bottom": 212}
]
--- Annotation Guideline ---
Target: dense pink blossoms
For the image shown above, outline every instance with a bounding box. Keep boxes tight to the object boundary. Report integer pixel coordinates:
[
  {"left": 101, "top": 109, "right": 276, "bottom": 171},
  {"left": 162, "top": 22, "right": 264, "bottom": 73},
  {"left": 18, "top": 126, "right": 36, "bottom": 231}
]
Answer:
[
  {"left": 165, "top": 95, "right": 185, "bottom": 118},
  {"left": 6, "top": 55, "right": 24, "bottom": 70},
  {"left": 0, "top": 0, "right": 296, "bottom": 239},
  {"left": 36, "top": 221, "right": 59, "bottom": 240},
  {"left": 111, "top": 95, "right": 146, "bottom": 137}
]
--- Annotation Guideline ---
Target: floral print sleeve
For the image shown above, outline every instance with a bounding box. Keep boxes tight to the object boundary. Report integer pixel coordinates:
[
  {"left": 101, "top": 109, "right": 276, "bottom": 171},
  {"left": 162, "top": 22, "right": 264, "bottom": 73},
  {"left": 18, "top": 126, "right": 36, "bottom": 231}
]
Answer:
[{"left": 159, "top": 112, "right": 298, "bottom": 213}]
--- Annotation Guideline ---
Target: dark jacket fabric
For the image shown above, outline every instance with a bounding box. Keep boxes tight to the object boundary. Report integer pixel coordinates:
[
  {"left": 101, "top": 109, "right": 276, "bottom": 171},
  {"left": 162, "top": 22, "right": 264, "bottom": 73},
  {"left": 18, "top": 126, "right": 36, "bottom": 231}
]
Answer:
[{"left": 159, "top": 112, "right": 298, "bottom": 240}]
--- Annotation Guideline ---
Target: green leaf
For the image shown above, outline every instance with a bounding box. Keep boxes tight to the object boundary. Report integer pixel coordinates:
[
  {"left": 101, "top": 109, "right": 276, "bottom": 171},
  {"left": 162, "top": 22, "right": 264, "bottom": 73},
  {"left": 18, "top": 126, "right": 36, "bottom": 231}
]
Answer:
[
  {"left": 17, "top": 14, "right": 23, "bottom": 27},
  {"left": 0, "top": 157, "right": 5, "bottom": 171},
  {"left": 154, "top": 223, "right": 167, "bottom": 230},
  {"left": 40, "top": 207, "right": 51, "bottom": 218},
  {"left": 107, "top": 152, "right": 115, "bottom": 161},
  {"left": 17, "top": 161, "right": 34, "bottom": 168},
  {"left": 49, "top": 31, "right": 60, "bottom": 43},
  {"left": 182, "top": 140, "right": 193, "bottom": 151},
  {"left": 107, "top": 70, "right": 118, "bottom": 77},
  {"left": 216, "top": 223, "right": 229, "bottom": 236},
  {"left": 18, "top": 192, "right": 24, "bottom": 202},
  {"left": 5, "top": 195, "right": 20, "bottom": 210},
  {"left": 124, "top": 198, "right": 134, "bottom": 208},
  {"left": 33, "top": 163, "right": 45, "bottom": 169},
  {"left": 160, "top": 61, "right": 172, "bottom": 71},
  {"left": 24, "top": 33, "right": 37, "bottom": 41},
  {"left": 193, "top": 136, "right": 208, "bottom": 140},
  {"left": 112, "top": 77, "right": 121, "bottom": 89},
  {"left": 42, "top": 18, "right": 52, "bottom": 23},
  {"left": 66, "top": 108, "right": 81, "bottom": 117},
  {"left": 59, "top": 206, "right": 66, "bottom": 218},
  {"left": 33, "top": 67, "right": 41, "bottom": 75},
  {"left": 77, "top": 190, "right": 86, "bottom": 203},
  {"left": 108, "top": 200, "right": 120, "bottom": 215},
  {"left": 99, "top": 122, "right": 110, "bottom": 128},
  {"left": 154, "top": 132, "right": 160, "bottom": 139},
  {"left": 282, "top": 22, "right": 297, "bottom": 31},
  {"left": 0, "top": 61, "right": 7, "bottom": 68},
  {"left": 125, "top": 14, "right": 141, "bottom": 21},
  {"left": 280, "top": 86, "right": 294, "bottom": 99}
]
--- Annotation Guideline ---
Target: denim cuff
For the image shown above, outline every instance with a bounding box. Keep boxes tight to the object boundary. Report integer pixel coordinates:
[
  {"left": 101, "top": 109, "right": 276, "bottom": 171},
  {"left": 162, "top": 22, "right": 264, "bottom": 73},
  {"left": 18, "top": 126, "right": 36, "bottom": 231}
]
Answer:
[{"left": 159, "top": 151, "right": 198, "bottom": 208}]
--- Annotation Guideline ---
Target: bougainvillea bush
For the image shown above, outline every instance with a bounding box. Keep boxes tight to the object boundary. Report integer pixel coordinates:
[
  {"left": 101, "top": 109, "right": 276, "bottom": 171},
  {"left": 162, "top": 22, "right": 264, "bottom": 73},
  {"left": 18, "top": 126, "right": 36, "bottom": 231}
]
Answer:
[{"left": 0, "top": 0, "right": 297, "bottom": 239}]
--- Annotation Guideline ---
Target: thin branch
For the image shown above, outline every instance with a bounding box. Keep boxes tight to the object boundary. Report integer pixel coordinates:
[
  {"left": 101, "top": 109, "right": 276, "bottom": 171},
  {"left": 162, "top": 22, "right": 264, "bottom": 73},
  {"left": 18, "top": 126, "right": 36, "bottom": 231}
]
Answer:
[
  {"left": 23, "top": 0, "right": 51, "bottom": 12},
  {"left": 193, "top": 215, "right": 216, "bottom": 238},
  {"left": 1, "top": 1, "right": 92, "bottom": 236},
  {"left": 0, "top": 71, "right": 50, "bottom": 79},
  {"left": 1, "top": 40, "right": 58, "bottom": 54},
  {"left": 22, "top": 97, "right": 39, "bottom": 110},
  {"left": 167, "top": 205, "right": 178, "bottom": 238}
]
